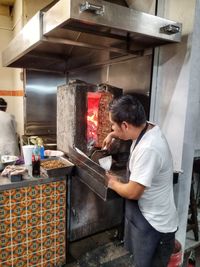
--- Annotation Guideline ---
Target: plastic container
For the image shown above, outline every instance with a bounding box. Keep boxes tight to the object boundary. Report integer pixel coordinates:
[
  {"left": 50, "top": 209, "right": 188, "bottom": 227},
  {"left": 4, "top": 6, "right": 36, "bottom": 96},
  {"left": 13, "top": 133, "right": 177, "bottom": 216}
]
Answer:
[
  {"left": 22, "top": 145, "right": 34, "bottom": 165},
  {"left": 167, "top": 240, "right": 182, "bottom": 267},
  {"left": 40, "top": 146, "right": 45, "bottom": 159},
  {"left": 32, "top": 145, "right": 40, "bottom": 176}
]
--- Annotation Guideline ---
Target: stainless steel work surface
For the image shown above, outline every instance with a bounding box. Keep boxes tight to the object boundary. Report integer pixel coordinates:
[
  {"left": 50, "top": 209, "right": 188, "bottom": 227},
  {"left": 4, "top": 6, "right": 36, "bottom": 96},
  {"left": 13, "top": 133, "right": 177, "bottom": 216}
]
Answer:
[{"left": 2, "top": 0, "right": 182, "bottom": 73}]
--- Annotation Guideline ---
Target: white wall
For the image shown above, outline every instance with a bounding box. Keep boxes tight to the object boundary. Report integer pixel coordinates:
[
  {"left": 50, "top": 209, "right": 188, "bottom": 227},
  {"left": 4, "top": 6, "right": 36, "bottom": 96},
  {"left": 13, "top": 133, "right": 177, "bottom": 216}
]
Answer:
[
  {"left": 23, "top": 0, "right": 54, "bottom": 23},
  {"left": 150, "top": 0, "right": 199, "bottom": 251},
  {"left": 150, "top": 0, "right": 196, "bottom": 171},
  {"left": 0, "top": 15, "right": 24, "bottom": 136},
  {"left": 0, "top": 14, "right": 14, "bottom": 90},
  {"left": 0, "top": 0, "right": 54, "bottom": 137},
  {"left": 0, "top": 1, "right": 24, "bottom": 136}
]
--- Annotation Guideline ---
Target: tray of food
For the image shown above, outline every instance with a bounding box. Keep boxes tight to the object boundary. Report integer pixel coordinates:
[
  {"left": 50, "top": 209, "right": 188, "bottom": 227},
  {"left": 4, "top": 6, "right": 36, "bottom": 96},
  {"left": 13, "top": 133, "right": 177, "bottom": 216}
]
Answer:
[{"left": 40, "top": 157, "right": 74, "bottom": 177}]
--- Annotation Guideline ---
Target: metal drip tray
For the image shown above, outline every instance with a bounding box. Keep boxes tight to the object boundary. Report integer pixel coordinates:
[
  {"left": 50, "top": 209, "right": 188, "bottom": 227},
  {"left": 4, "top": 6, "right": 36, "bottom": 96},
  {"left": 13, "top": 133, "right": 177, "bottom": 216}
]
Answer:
[{"left": 68, "top": 147, "right": 120, "bottom": 201}]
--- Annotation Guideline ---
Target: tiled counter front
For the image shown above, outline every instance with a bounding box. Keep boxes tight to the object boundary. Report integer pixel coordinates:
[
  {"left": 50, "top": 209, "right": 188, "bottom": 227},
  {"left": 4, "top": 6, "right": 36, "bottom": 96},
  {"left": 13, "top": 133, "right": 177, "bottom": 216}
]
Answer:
[{"left": 0, "top": 180, "right": 67, "bottom": 267}]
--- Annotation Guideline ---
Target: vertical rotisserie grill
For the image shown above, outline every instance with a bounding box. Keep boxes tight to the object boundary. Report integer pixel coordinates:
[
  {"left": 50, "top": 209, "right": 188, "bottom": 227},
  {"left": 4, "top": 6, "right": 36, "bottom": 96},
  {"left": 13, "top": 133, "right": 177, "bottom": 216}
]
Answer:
[{"left": 57, "top": 80, "right": 126, "bottom": 241}]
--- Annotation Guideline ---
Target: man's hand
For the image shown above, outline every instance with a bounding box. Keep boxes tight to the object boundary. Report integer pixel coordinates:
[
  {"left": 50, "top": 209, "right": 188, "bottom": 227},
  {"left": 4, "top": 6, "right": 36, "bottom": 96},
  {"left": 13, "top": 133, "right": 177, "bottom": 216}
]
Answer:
[
  {"left": 105, "top": 171, "right": 145, "bottom": 200},
  {"left": 102, "top": 132, "right": 116, "bottom": 150},
  {"left": 106, "top": 171, "right": 120, "bottom": 189}
]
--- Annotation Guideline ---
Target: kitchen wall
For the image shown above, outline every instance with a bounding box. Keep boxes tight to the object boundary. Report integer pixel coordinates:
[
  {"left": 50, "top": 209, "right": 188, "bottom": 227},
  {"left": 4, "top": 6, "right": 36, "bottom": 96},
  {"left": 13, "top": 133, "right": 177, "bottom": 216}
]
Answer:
[
  {"left": 0, "top": 0, "right": 24, "bottom": 137},
  {"left": 125, "top": 0, "right": 155, "bottom": 13},
  {"left": 151, "top": 0, "right": 196, "bottom": 171},
  {"left": 69, "top": 54, "right": 153, "bottom": 95},
  {"left": 0, "top": 0, "right": 55, "bottom": 137},
  {"left": 1, "top": 0, "right": 199, "bottom": 252},
  {"left": 1, "top": 0, "right": 156, "bottom": 138},
  {"left": 150, "top": 0, "right": 199, "bottom": 251},
  {"left": 0, "top": 2, "right": 24, "bottom": 136}
]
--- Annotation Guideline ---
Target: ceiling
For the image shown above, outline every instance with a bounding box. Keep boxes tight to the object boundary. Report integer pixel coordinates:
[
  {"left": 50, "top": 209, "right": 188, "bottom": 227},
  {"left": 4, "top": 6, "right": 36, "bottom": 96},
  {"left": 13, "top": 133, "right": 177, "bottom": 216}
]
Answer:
[{"left": 0, "top": 0, "right": 15, "bottom": 6}]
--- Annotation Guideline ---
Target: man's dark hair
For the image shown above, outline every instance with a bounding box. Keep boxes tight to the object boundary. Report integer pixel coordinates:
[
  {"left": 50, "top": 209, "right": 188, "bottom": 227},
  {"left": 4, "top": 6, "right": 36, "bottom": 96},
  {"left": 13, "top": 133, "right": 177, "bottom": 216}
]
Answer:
[
  {"left": 109, "top": 94, "right": 147, "bottom": 126},
  {"left": 0, "top": 98, "right": 7, "bottom": 111}
]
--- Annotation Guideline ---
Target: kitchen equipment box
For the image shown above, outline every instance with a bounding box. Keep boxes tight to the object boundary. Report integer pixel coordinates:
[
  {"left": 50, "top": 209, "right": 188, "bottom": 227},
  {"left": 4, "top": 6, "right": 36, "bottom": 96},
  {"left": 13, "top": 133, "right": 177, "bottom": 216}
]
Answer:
[{"left": 40, "top": 157, "right": 74, "bottom": 177}]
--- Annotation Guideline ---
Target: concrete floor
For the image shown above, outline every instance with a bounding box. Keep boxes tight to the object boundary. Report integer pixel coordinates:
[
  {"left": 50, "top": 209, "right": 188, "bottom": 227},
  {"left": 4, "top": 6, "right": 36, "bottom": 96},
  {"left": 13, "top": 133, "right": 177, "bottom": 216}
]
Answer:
[
  {"left": 65, "top": 231, "right": 200, "bottom": 266},
  {"left": 65, "top": 208, "right": 200, "bottom": 267},
  {"left": 66, "top": 229, "right": 135, "bottom": 267}
]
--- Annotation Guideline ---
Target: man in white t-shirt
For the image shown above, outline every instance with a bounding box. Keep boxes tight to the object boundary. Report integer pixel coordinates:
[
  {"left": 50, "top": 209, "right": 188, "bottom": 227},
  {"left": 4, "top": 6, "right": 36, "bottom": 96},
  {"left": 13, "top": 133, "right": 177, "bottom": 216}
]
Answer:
[
  {"left": 0, "top": 98, "right": 19, "bottom": 156},
  {"left": 103, "top": 95, "right": 178, "bottom": 267}
]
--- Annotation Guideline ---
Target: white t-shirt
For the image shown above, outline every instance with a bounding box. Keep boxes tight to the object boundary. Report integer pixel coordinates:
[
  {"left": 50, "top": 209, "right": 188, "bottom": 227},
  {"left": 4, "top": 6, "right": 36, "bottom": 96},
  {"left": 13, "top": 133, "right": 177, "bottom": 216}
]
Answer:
[
  {"left": 129, "top": 124, "right": 178, "bottom": 233},
  {"left": 0, "top": 111, "right": 19, "bottom": 156}
]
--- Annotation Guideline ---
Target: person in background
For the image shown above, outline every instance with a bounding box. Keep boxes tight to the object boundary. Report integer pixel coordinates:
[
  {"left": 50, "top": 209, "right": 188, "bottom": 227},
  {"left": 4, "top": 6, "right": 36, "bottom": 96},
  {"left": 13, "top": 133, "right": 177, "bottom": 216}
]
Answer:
[
  {"left": 103, "top": 95, "right": 178, "bottom": 267},
  {"left": 0, "top": 97, "right": 19, "bottom": 156}
]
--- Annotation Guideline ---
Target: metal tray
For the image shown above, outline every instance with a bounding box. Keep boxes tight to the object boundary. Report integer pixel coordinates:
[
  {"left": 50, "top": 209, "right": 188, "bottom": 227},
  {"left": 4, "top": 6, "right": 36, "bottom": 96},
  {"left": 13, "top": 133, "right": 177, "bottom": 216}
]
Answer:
[
  {"left": 68, "top": 147, "right": 125, "bottom": 201},
  {"left": 40, "top": 157, "right": 74, "bottom": 177}
]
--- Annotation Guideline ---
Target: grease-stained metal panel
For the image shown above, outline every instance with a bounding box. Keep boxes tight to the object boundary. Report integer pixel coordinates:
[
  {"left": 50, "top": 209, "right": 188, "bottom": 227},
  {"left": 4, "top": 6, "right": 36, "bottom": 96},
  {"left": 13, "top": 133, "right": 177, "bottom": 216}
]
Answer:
[
  {"left": 25, "top": 70, "right": 65, "bottom": 136},
  {"left": 69, "top": 175, "right": 123, "bottom": 241},
  {"left": 68, "top": 146, "right": 122, "bottom": 201}
]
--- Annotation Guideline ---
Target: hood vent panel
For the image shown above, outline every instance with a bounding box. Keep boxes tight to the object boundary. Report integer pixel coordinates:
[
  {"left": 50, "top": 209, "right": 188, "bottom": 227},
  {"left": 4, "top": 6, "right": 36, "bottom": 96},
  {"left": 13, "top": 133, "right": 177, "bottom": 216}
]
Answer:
[{"left": 2, "top": 0, "right": 182, "bottom": 73}]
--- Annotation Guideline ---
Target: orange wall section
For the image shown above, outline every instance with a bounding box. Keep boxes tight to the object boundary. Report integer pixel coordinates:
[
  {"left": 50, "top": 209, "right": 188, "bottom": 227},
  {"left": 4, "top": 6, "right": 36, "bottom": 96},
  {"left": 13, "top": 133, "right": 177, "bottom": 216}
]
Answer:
[{"left": 0, "top": 90, "right": 24, "bottom": 96}]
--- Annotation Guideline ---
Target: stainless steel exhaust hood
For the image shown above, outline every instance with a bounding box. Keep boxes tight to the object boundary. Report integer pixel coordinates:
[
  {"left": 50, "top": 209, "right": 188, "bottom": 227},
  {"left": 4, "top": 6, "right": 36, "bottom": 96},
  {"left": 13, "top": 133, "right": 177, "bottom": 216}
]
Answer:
[{"left": 2, "top": 0, "right": 182, "bottom": 73}]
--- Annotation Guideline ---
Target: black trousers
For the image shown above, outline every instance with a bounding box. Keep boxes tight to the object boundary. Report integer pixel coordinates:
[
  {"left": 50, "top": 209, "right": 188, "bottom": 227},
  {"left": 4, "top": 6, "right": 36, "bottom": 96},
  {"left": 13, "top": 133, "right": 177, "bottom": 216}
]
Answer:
[{"left": 124, "top": 200, "right": 175, "bottom": 267}]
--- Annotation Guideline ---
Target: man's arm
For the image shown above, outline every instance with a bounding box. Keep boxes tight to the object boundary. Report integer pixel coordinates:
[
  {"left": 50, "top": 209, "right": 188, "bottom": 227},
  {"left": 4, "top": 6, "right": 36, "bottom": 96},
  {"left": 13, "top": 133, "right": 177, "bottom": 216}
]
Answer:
[{"left": 106, "top": 172, "right": 145, "bottom": 200}]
